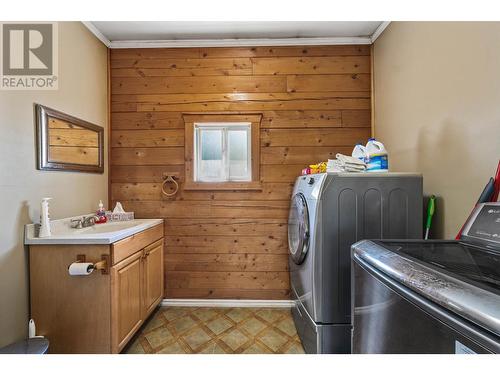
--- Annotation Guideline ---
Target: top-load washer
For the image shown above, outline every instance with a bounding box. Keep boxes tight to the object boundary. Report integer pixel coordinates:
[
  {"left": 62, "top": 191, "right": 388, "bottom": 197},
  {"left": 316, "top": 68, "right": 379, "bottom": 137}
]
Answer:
[
  {"left": 351, "top": 202, "right": 500, "bottom": 353},
  {"left": 288, "top": 172, "right": 423, "bottom": 353}
]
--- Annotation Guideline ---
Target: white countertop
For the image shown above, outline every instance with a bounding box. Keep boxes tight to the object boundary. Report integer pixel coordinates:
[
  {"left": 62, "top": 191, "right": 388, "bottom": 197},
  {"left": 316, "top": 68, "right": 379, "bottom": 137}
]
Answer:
[{"left": 25, "top": 215, "right": 163, "bottom": 245}]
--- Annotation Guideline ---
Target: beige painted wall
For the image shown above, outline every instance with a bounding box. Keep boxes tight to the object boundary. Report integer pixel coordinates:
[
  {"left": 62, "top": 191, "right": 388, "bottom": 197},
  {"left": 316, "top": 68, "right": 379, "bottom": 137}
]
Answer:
[
  {"left": 0, "top": 22, "right": 108, "bottom": 347},
  {"left": 373, "top": 22, "right": 500, "bottom": 238}
]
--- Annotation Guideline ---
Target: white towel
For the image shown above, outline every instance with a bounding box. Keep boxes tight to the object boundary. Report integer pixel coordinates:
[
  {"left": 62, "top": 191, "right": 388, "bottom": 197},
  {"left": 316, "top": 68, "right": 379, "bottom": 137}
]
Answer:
[
  {"left": 327, "top": 154, "right": 367, "bottom": 173},
  {"left": 335, "top": 153, "right": 366, "bottom": 166}
]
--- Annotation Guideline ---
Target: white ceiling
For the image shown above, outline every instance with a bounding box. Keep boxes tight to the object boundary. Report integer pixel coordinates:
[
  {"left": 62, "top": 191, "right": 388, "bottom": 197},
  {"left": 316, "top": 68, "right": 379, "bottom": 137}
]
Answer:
[{"left": 85, "top": 21, "right": 388, "bottom": 48}]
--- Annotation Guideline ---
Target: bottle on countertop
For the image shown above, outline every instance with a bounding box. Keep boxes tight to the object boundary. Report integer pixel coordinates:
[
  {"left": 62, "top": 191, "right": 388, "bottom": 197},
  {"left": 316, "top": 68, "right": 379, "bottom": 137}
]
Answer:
[
  {"left": 29, "top": 319, "right": 36, "bottom": 338},
  {"left": 365, "top": 138, "right": 389, "bottom": 172},
  {"left": 39, "top": 198, "right": 52, "bottom": 238},
  {"left": 95, "top": 200, "right": 107, "bottom": 224},
  {"left": 352, "top": 143, "right": 368, "bottom": 163}
]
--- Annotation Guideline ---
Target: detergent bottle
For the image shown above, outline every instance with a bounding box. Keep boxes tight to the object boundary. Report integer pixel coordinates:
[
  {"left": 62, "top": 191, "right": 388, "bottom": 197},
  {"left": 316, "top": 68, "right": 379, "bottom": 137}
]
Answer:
[
  {"left": 365, "top": 138, "right": 389, "bottom": 172},
  {"left": 351, "top": 143, "right": 368, "bottom": 163}
]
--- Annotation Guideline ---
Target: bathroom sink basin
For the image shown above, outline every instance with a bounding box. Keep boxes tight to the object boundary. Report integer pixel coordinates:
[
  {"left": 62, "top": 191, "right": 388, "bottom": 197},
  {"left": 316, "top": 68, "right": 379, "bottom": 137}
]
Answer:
[
  {"left": 77, "top": 221, "right": 141, "bottom": 234},
  {"left": 24, "top": 216, "right": 164, "bottom": 245}
]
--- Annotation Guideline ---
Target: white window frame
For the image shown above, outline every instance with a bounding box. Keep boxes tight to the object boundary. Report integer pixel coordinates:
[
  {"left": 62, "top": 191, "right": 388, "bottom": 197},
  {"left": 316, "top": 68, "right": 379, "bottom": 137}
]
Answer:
[{"left": 194, "top": 122, "right": 252, "bottom": 183}]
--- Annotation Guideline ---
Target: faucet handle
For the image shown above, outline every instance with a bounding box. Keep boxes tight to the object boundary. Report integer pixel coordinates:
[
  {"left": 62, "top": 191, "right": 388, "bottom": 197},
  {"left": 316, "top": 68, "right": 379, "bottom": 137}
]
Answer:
[
  {"left": 70, "top": 218, "right": 83, "bottom": 229},
  {"left": 82, "top": 216, "right": 97, "bottom": 226}
]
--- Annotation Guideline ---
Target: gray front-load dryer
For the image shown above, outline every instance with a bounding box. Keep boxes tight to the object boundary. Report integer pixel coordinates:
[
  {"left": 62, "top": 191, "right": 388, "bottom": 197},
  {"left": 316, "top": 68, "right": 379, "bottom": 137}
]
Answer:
[{"left": 288, "top": 172, "right": 423, "bottom": 353}]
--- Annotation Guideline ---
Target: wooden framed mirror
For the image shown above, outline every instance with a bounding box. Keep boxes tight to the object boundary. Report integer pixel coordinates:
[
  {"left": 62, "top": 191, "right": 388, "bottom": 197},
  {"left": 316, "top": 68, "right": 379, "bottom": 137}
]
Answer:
[{"left": 36, "top": 104, "right": 104, "bottom": 173}]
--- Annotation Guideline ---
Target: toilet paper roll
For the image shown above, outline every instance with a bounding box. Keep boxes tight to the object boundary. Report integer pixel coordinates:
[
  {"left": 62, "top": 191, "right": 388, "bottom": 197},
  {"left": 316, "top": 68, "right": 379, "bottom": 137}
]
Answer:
[{"left": 68, "top": 262, "right": 94, "bottom": 276}]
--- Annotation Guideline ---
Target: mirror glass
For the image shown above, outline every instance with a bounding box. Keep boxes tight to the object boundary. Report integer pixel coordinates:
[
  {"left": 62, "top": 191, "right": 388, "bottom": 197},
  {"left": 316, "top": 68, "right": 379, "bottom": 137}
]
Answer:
[{"left": 36, "top": 104, "right": 104, "bottom": 173}]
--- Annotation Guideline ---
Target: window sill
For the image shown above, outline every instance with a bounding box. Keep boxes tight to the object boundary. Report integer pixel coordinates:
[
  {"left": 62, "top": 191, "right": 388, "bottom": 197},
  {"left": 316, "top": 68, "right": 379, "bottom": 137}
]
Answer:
[{"left": 183, "top": 181, "right": 263, "bottom": 191}]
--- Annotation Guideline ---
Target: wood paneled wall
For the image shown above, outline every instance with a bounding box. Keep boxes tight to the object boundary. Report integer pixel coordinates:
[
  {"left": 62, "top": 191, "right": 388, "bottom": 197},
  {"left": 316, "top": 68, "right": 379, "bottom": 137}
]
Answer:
[{"left": 109, "top": 45, "right": 372, "bottom": 300}]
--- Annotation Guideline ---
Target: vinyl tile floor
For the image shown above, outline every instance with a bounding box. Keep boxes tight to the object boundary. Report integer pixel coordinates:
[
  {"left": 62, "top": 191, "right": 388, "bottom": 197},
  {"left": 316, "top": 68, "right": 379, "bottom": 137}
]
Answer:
[{"left": 124, "top": 307, "right": 305, "bottom": 354}]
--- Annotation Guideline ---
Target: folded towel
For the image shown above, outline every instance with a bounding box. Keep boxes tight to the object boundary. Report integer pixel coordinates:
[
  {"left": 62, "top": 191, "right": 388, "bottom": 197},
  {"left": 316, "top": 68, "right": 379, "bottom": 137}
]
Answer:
[
  {"left": 327, "top": 154, "right": 367, "bottom": 173},
  {"left": 335, "top": 153, "right": 366, "bottom": 166},
  {"left": 327, "top": 160, "right": 365, "bottom": 170},
  {"left": 327, "top": 160, "right": 364, "bottom": 170}
]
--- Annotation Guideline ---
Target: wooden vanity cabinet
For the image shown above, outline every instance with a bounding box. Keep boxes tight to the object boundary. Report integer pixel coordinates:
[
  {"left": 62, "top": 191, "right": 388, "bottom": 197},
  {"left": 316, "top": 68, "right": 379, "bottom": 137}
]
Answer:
[
  {"left": 142, "top": 239, "right": 164, "bottom": 317},
  {"left": 29, "top": 223, "right": 164, "bottom": 354},
  {"left": 111, "top": 251, "right": 144, "bottom": 353},
  {"left": 110, "top": 237, "right": 164, "bottom": 353}
]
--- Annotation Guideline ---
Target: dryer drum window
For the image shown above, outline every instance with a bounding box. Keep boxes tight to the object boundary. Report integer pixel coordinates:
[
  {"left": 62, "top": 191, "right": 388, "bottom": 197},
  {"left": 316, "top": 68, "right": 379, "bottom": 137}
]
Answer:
[{"left": 288, "top": 193, "right": 310, "bottom": 265}]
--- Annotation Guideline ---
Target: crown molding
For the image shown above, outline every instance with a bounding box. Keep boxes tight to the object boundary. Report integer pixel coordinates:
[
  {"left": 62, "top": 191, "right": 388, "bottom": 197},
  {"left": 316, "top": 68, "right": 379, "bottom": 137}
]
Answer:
[
  {"left": 370, "top": 21, "right": 391, "bottom": 43},
  {"left": 82, "top": 21, "right": 111, "bottom": 47},
  {"left": 109, "top": 36, "right": 372, "bottom": 49}
]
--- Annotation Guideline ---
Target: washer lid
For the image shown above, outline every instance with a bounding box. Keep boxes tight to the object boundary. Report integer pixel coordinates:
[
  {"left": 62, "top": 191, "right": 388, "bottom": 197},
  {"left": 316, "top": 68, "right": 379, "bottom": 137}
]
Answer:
[
  {"left": 379, "top": 241, "right": 500, "bottom": 294},
  {"left": 352, "top": 240, "right": 500, "bottom": 338}
]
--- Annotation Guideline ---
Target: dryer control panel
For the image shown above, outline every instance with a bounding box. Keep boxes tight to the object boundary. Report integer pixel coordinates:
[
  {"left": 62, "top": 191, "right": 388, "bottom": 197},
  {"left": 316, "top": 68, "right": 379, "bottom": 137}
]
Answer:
[
  {"left": 461, "top": 202, "right": 500, "bottom": 250},
  {"left": 295, "top": 173, "right": 327, "bottom": 200}
]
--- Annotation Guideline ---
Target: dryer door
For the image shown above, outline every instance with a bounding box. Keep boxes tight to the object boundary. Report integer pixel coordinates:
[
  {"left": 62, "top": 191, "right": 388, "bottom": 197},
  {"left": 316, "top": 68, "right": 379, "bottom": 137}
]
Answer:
[{"left": 288, "top": 193, "right": 310, "bottom": 264}]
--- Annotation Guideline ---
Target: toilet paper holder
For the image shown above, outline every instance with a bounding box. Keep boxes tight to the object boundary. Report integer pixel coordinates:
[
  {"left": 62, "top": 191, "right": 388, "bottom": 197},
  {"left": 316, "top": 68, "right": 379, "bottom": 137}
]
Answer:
[{"left": 76, "top": 254, "right": 109, "bottom": 275}]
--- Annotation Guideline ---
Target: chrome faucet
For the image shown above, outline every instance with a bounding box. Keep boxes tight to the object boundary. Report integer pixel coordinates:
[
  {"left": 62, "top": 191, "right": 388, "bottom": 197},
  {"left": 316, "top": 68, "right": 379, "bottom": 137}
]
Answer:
[{"left": 70, "top": 216, "right": 97, "bottom": 229}]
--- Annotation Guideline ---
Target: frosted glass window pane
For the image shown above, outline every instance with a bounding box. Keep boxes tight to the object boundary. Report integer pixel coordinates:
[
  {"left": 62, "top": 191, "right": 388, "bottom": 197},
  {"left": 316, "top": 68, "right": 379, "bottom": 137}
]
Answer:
[
  {"left": 201, "top": 130, "right": 222, "bottom": 160},
  {"left": 200, "top": 129, "right": 223, "bottom": 180},
  {"left": 228, "top": 130, "right": 249, "bottom": 180},
  {"left": 194, "top": 123, "right": 251, "bottom": 182}
]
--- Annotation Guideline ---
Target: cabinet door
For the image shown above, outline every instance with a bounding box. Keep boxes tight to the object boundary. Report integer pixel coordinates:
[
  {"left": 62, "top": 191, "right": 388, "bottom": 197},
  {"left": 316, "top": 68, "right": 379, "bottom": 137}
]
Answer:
[
  {"left": 111, "top": 251, "right": 143, "bottom": 353},
  {"left": 143, "top": 239, "right": 164, "bottom": 317}
]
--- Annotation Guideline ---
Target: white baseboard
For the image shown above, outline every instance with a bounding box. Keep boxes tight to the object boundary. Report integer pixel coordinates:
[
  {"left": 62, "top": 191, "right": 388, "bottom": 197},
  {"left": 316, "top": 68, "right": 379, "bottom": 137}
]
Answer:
[{"left": 161, "top": 299, "right": 295, "bottom": 308}]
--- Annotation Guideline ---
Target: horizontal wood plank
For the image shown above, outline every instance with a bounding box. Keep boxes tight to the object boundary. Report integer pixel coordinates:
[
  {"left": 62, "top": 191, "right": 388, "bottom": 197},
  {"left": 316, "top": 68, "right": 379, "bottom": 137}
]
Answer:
[
  {"left": 165, "top": 235, "right": 287, "bottom": 254},
  {"left": 111, "top": 147, "right": 184, "bottom": 166},
  {"left": 261, "top": 146, "right": 353, "bottom": 165},
  {"left": 261, "top": 110, "right": 342, "bottom": 128},
  {"left": 163, "top": 218, "right": 287, "bottom": 237},
  {"left": 165, "top": 254, "right": 288, "bottom": 272},
  {"left": 261, "top": 165, "right": 304, "bottom": 183},
  {"left": 287, "top": 74, "right": 371, "bottom": 92},
  {"left": 111, "top": 130, "right": 184, "bottom": 147},
  {"left": 136, "top": 97, "right": 370, "bottom": 112},
  {"left": 112, "top": 91, "right": 371, "bottom": 104},
  {"left": 111, "top": 165, "right": 303, "bottom": 184},
  {"left": 110, "top": 46, "right": 370, "bottom": 59},
  {"left": 164, "top": 288, "right": 290, "bottom": 300},
  {"left": 111, "top": 182, "right": 292, "bottom": 201},
  {"left": 111, "top": 110, "right": 369, "bottom": 129},
  {"left": 341, "top": 109, "right": 372, "bottom": 127},
  {"left": 111, "top": 165, "right": 184, "bottom": 182},
  {"left": 111, "top": 57, "right": 252, "bottom": 76},
  {"left": 261, "top": 128, "right": 371, "bottom": 147},
  {"left": 112, "top": 76, "right": 287, "bottom": 94},
  {"left": 199, "top": 45, "right": 371, "bottom": 58},
  {"left": 111, "top": 112, "right": 184, "bottom": 130},
  {"left": 253, "top": 56, "right": 370, "bottom": 75},
  {"left": 111, "top": 92, "right": 370, "bottom": 112},
  {"left": 166, "top": 271, "right": 289, "bottom": 290}
]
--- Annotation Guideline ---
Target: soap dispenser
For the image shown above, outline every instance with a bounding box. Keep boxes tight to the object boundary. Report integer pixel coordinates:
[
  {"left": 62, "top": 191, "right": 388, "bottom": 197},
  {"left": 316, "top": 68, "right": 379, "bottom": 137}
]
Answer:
[
  {"left": 95, "top": 200, "right": 107, "bottom": 224},
  {"left": 39, "top": 198, "right": 52, "bottom": 238}
]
